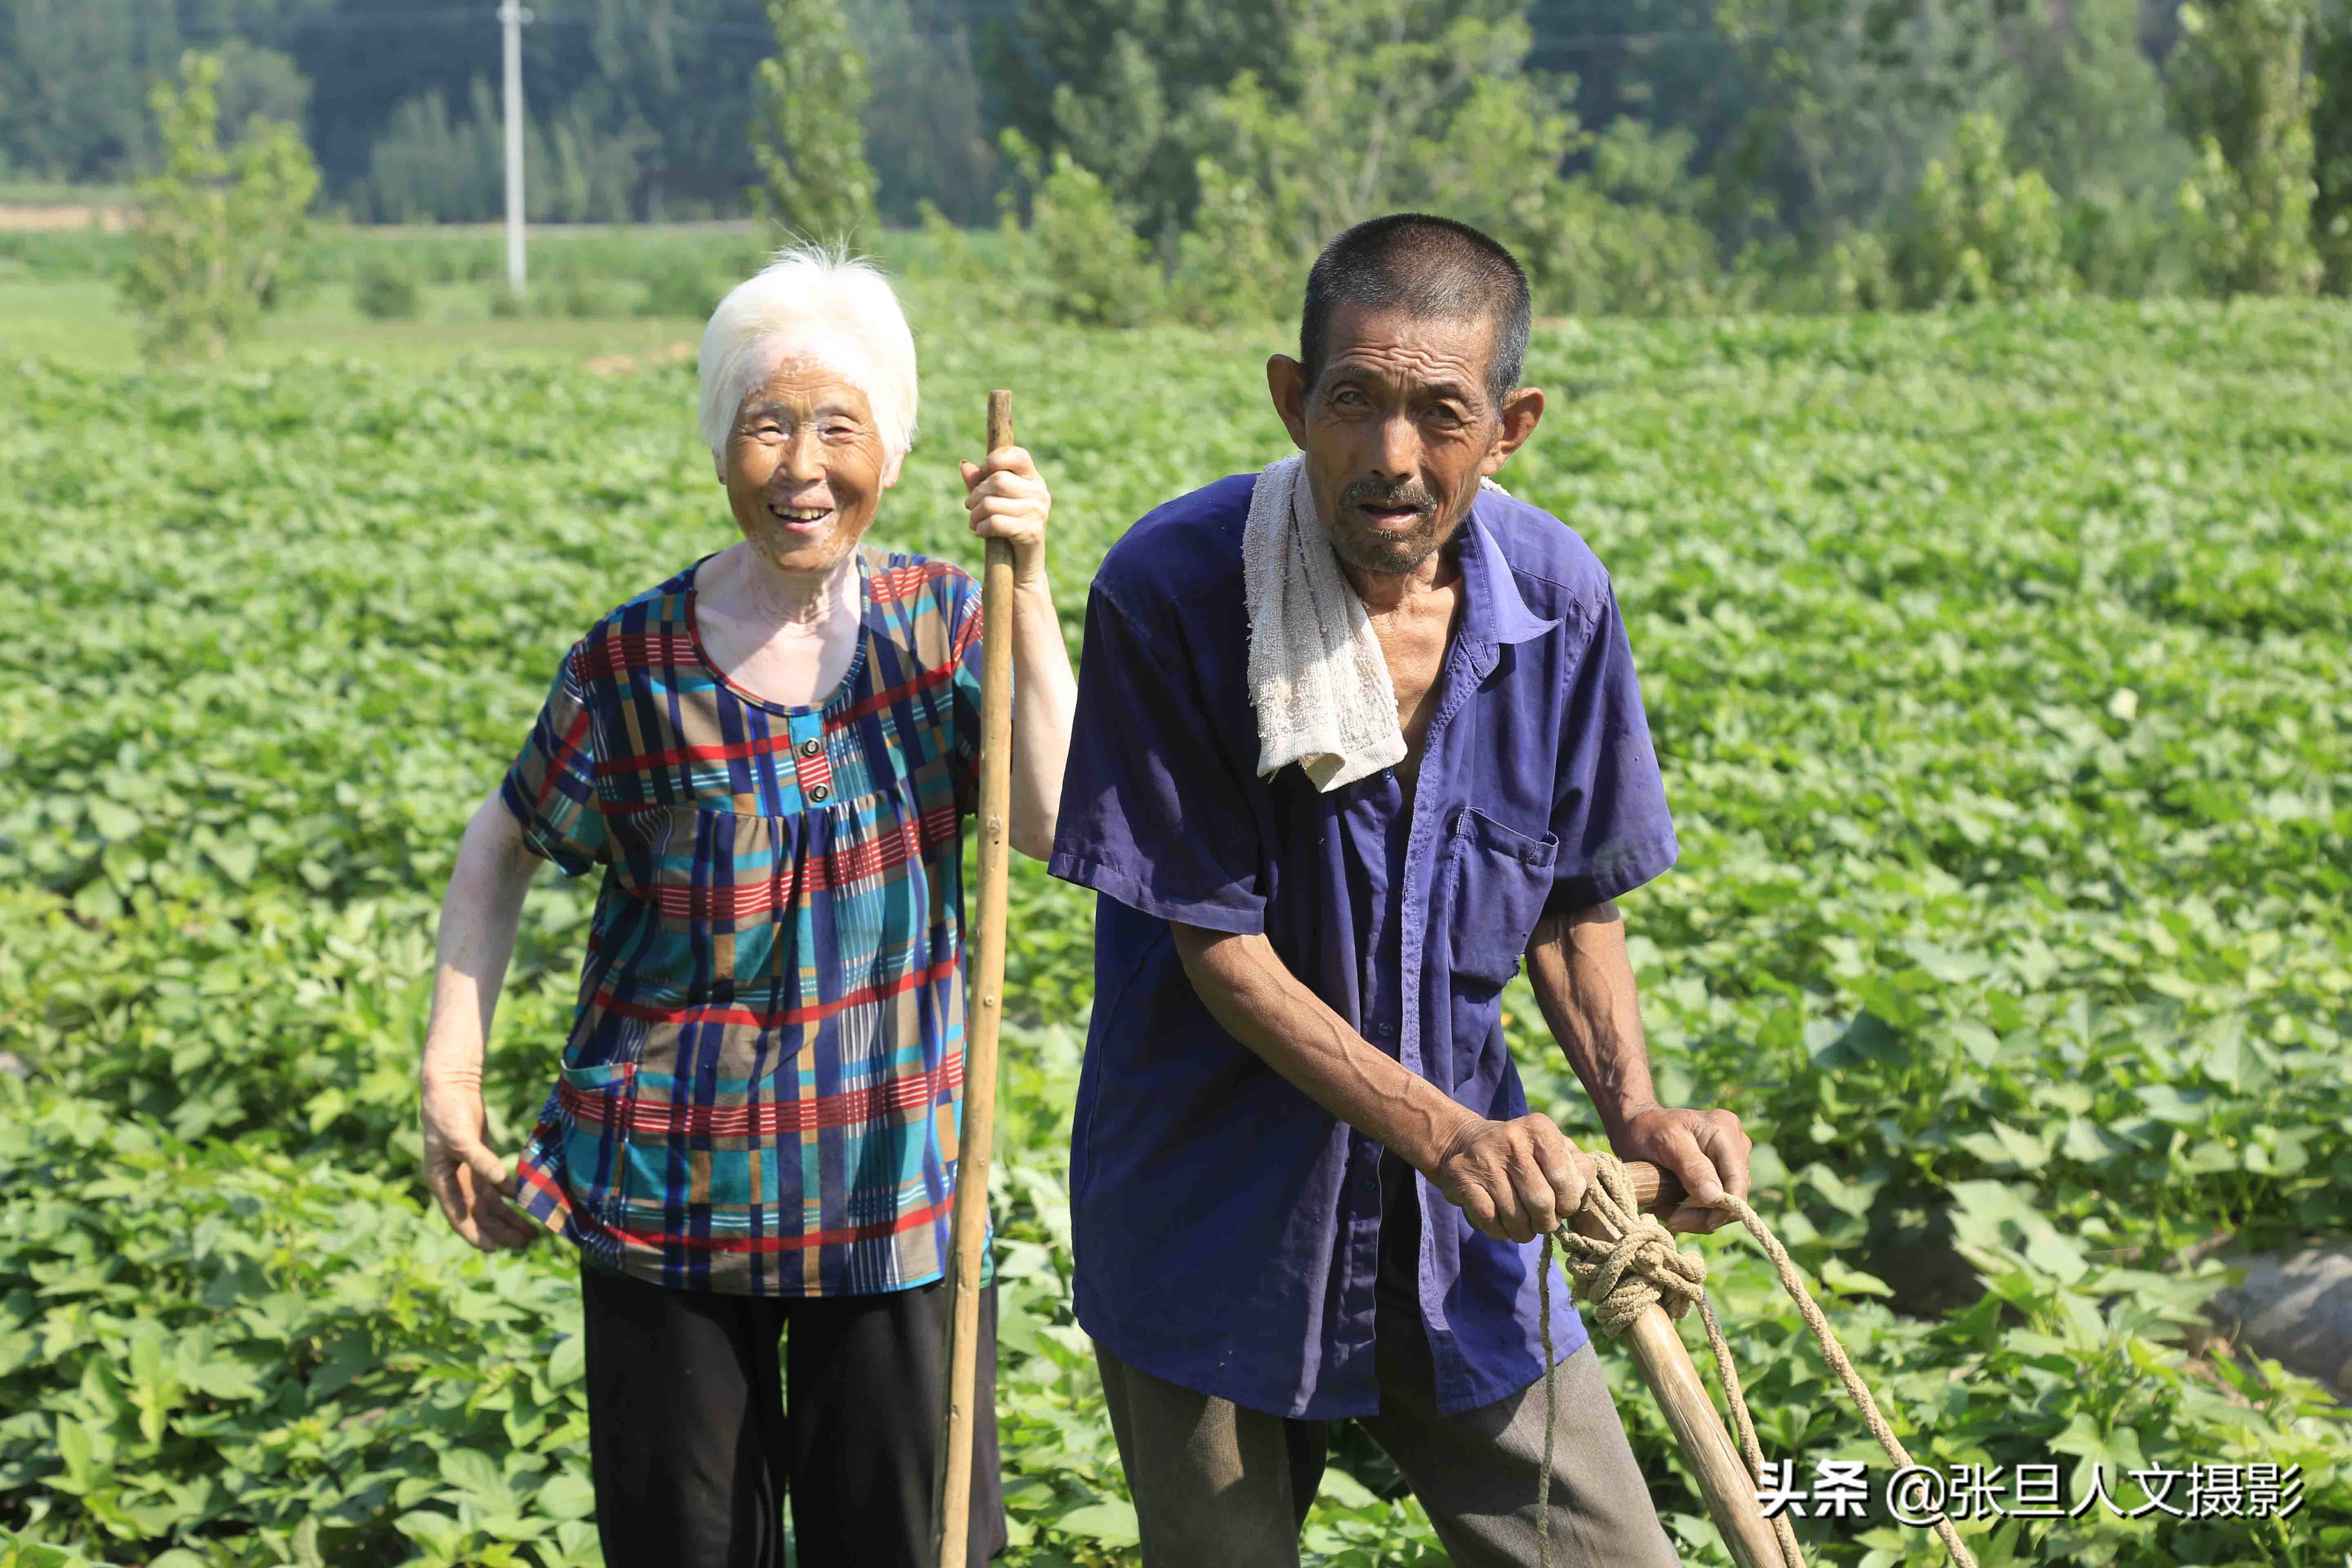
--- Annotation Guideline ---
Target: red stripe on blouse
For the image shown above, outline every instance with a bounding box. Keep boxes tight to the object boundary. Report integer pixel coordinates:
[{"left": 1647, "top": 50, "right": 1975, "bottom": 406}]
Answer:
[
  {"left": 590, "top": 951, "right": 960, "bottom": 1030},
  {"left": 615, "top": 804, "right": 959, "bottom": 916},
  {"left": 605, "top": 1193, "right": 954, "bottom": 1254},
  {"left": 560, "top": 1052, "right": 964, "bottom": 1138}
]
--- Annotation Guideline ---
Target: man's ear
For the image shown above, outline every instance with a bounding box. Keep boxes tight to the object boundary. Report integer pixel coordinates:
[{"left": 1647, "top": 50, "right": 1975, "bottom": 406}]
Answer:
[
  {"left": 1267, "top": 355, "right": 1310, "bottom": 451},
  {"left": 1480, "top": 385, "right": 1546, "bottom": 477}
]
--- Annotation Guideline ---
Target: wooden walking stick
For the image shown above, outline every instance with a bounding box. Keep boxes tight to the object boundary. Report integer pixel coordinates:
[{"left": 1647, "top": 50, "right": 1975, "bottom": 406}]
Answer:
[
  {"left": 1604, "top": 1161, "right": 1790, "bottom": 1568},
  {"left": 937, "top": 390, "right": 1019, "bottom": 1568}
]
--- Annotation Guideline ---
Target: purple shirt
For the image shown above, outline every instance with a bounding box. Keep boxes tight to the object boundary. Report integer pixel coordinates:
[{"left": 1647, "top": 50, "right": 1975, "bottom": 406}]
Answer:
[{"left": 1049, "top": 474, "right": 1680, "bottom": 1419}]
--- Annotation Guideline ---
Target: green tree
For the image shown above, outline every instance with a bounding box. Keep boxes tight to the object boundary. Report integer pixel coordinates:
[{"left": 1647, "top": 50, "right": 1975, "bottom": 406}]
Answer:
[
  {"left": 1169, "top": 154, "right": 1292, "bottom": 324},
  {"left": 356, "top": 78, "right": 652, "bottom": 226},
  {"left": 0, "top": 0, "right": 180, "bottom": 179},
  {"left": 2004, "top": 0, "right": 2191, "bottom": 203},
  {"left": 568, "top": 0, "right": 780, "bottom": 220},
  {"left": 356, "top": 84, "right": 499, "bottom": 224},
  {"left": 1538, "top": 120, "right": 1729, "bottom": 315},
  {"left": 748, "top": 0, "right": 879, "bottom": 240},
  {"left": 850, "top": 0, "right": 999, "bottom": 225},
  {"left": 1009, "top": 0, "right": 1297, "bottom": 248},
  {"left": 2169, "top": 0, "right": 2324, "bottom": 294},
  {"left": 1180, "top": 0, "right": 1722, "bottom": 317},
  {"left": 119, "top": 50, "right": 319, "bottom": 362},
  {"left": 998, "top": 131, "right": 1165, "bottom": 327},
  {"left": 1197, "top": 0, "right": 1533, "bottom": 257},
  {"left": 2312, "top": 2, "right": 2352, "bottom": 292},
  {"left": 1999, "top": 0, "right": 2196, "bottom": 293},
  {"left": 1713, "top": 0, "right": 2014, "bottom": 237},
  {"left": 1892, "top": 111, "right": 2072, "bottom": 305},
  {"left": 1532, "top": 0, "right": 1786, "bottom": 256},
  {"left": 209, "top": 39, "right": 312, "bottom": 137}
]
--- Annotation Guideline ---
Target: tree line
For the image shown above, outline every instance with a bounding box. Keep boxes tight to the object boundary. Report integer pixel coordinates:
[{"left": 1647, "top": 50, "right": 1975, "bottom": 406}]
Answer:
[
  {"left": 957, "top": 0, "right": 2351, "bottom": 312},
  {"left": 0, "top": 0, "right": 1007, "bottom": 225},
  {"left": 11, "top": 0, "right": 2348, "bottom": 323}
]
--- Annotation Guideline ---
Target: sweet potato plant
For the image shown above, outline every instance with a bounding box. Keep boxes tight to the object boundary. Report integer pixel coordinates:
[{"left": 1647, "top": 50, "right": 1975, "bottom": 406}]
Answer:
[{"left": 2, "top": 296, "right": 2348, "bottom": 1565}]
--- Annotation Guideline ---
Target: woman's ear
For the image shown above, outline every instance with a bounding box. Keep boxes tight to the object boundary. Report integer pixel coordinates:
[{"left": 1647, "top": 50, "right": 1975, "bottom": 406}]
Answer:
[
  {"left": 879, "top": 448, "right": 906, "bottom": 489},
  {"left": 713, "top": 448, "right": 727, "bottom": 484}
]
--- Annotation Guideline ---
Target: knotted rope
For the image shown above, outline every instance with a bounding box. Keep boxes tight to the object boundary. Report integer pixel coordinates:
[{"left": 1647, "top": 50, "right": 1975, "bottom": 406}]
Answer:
[{"left": 1532, "top": 1150, "right": 1977, "bottom": 1568}]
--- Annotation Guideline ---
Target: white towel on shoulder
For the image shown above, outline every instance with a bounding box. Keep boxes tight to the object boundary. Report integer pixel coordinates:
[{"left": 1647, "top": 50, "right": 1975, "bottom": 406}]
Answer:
[
  {"left": 1242, "top": 455, "right": 1407, "bottom": 792},
  {"left": 1241, "top": 457, "right": 1512, "bottom": 793}
]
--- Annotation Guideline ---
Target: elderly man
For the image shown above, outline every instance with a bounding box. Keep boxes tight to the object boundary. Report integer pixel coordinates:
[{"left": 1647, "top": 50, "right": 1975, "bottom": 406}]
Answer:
[
  {"left": 416, "top": 245, "right": 1075, "bottom": 1568},
  {"left": 1049, "top": 214, "right": 1751, "bottom": 1566}
]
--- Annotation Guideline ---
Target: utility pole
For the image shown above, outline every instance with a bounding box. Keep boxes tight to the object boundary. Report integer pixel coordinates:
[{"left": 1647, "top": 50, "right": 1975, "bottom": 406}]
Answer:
[{"left": 499, "top": 1, "right": 532, "bottom": 296}]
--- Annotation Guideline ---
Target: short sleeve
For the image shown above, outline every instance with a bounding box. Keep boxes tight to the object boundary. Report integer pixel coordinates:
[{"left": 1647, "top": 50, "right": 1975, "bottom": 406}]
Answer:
[
  {"left": 1048, "top": 582, "right": 1266, "bottom": 933},
  {"left": 499, "top": 641, "right": 608, "bottom": 878},
  {"left": 1546, "top": 586, "right": 1678, "bottom": 912}
]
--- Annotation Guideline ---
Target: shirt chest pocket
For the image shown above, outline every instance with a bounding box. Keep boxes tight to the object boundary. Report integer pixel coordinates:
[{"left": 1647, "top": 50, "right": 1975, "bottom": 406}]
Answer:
[{"left": 1442, "top": 806, "right": 1559, "bottom": 990}]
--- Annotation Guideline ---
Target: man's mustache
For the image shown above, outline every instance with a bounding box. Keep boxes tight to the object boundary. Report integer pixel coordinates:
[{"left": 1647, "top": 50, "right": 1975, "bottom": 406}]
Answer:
[{"left": 1337, "top": 478, "right": 1436, "bottom": 513}]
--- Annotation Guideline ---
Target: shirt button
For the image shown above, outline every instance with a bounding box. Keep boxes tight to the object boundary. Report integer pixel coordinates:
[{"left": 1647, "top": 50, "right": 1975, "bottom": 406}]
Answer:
[
  {"left": 1374, "top": 1021, "right": 1396, "bottom": 1038},
  {"left": 808, "top": 784, "right": 831, "bottom": 803},
  {"left": 799, "top": 738, "right": 822, "bottom": 758}
]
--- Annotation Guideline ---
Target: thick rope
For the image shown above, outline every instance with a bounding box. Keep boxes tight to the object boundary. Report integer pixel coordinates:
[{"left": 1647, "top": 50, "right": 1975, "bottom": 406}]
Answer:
[{"left": 1531, "top": 1150, "right": 1976, "bottom": 1568}]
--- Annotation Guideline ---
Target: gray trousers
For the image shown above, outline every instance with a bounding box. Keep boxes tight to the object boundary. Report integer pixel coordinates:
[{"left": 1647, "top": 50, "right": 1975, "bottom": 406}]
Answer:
[{"left": 1094, "top": 1328, "right": 1682, "bottom": 1568}]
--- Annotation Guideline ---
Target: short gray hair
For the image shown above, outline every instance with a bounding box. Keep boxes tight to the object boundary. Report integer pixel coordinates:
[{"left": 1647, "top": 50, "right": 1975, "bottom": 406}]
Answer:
[{"left": 697, "top": 243, "right": 919, "bottom": 460}]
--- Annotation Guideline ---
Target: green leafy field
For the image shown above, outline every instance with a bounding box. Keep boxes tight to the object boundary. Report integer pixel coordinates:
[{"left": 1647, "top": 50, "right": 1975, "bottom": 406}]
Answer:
[{"left": 3, "top": 293, "right": 2349, "bottom": 1567}]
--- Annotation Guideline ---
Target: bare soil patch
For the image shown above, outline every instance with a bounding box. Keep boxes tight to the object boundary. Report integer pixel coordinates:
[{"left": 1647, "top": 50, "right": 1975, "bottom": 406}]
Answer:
[{"left": 0, "top": 203, "right": 132, "bottom": 232}]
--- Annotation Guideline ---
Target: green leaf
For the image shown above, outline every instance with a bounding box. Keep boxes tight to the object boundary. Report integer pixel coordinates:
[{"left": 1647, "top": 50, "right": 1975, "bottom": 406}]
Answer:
[
  {"left": 2134, "top": 1085, "right": 2212, "bottom": 1124},
  {"left": 535, "top": 1469, "right": 596, "bottom": 1521},
  {"left": 2060, "top": 1118, "right": 2124, "bottom": 1163},
  {"left": 86, "top": 798, "right": 142, "bottom": 842},
  {"left": 204, "top": 834, "right": 259, "bottom": 886},
  {"left": 1316, "top": 1467, "right": 1382, "bottom": 1510},
  {"left": 1954, "top": 1123, "right": 2053, "bottom": 1171},
  {"left": 1818, "top": 1258, "right": 1894, "bottom": 1297},
  {"left": 53, "top": 1417, "right": 96, "bottom": 1493},
  {"left": 439, "top": 1446, "right": 512, "bottom": 1507},
  {"left": 1802, "top": 1163, "right": 1883, "bottom": 1219},
  {"left": 1053, "top": 1499, "right": 1141, "bottom": 1546}
]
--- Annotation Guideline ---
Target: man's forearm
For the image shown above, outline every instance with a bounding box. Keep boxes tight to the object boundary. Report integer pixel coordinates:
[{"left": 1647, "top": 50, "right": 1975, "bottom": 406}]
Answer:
[
  {"left": 1171, "top": 925, "right": 1478, "bottom": 1174},
  {"left": 1524, "top": 901, "right": 1659, "bottom": 1144}
]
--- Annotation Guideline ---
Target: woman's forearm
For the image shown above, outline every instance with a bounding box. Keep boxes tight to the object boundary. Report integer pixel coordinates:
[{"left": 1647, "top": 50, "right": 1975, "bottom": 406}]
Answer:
[
  {"left": 1006, "top": 573, "right": 1076, "bottom": 860},
  {"left": 421, "top": 794, "right": 540, "bottom": 1093}
]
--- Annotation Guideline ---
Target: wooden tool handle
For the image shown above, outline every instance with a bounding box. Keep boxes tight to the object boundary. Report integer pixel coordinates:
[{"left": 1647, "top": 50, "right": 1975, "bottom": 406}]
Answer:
[
  {"left": 985, "top": 388, "right": 1016, "bottom": 471},
  {"left": 937, "top": 391, "right": 1019, "bottom": 1568},
  {"left": 1567, "top": 1160, "right": 1781, "bottom": 1568},
  {"left": 1621, "top": 1160, "right": 1686, "bottom": 1216}
]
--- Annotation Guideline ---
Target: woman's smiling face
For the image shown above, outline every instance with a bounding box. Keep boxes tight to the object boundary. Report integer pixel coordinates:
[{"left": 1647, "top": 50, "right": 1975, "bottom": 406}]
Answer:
[{"left": 721, "top": 356, "right": 902, "bottom": 577}]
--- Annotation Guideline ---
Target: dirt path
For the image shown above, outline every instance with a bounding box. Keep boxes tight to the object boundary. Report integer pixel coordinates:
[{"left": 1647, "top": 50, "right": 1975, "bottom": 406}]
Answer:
[{"left": 0, "top": 204, "right": 132, "bottom": 232}]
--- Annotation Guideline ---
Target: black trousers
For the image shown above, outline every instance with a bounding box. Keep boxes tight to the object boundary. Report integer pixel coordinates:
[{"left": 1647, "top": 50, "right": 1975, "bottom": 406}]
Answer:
[{"left": 579, "top": 1261, "right": 1009, "bottom": 1568}]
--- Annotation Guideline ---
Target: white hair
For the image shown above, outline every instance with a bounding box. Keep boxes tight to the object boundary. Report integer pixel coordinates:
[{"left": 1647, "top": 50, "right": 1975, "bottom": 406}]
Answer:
[{"left": 697, "top": 243, "right": 919, "bottom": 463}]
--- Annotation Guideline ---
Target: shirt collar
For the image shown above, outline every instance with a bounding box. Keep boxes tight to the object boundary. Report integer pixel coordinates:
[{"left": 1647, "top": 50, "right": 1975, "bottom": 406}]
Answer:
[{"left": 1460, "top": 500, "right": 1561, "bottom": 650}]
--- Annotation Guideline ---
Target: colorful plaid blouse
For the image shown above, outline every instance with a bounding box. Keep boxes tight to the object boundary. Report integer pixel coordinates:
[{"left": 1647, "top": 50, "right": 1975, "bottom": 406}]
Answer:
[{"left": 502, "top": 546, "right": 987, "bottom": 1296}]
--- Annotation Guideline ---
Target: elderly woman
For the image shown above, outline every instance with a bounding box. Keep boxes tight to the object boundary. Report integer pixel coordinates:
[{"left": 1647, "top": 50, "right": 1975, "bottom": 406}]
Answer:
[{"left": 416, "top": 246, "right": 1074, "bottom": 1568}]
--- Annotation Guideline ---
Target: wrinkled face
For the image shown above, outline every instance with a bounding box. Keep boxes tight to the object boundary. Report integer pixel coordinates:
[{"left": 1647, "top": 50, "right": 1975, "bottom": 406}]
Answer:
[
  {"left": 721, "top": 356, "right": 902, "bottom": 577},
  {"left": 1298, "top": 303, "right": 1505, "bottom": 577}
]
